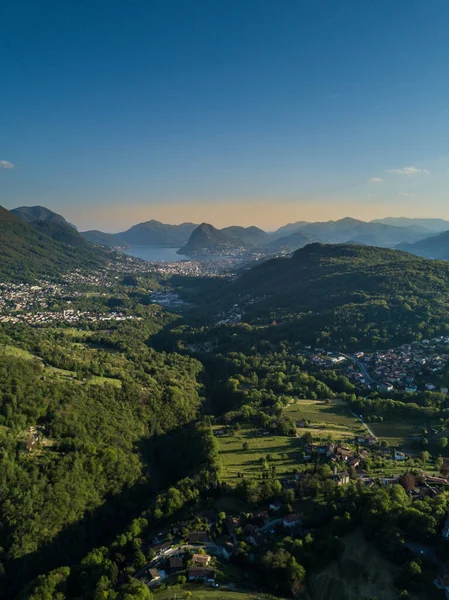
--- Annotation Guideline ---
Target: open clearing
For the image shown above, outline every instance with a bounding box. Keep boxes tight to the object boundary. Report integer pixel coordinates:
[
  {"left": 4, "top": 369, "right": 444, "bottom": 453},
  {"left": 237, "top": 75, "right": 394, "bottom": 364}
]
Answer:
[
  {"left": 217, "top": 401, "right": 367, "bottom": 483},
  {"left": 369, "top": 420, "right": 415, "bottom": 447},
  {"left": 286, "top": 400, "right": 415, "bottom": 448},
  {"left": 216, "top": 425, "right": 301, "bottom": 483},
  {"left": 0, "top": 345, "right": 40, "bottom": 361},
  {"left": 154, "top": 587, "right": 281, "bottom": 600},
  {"left": 1, "top": 343, "right": 122, "bottom": 388},
  {"left": 87, "top": 375, "right": 122, "bottom": 388},
  {"left": 284, "top": 400, "right": 365, "bottom": 441}
]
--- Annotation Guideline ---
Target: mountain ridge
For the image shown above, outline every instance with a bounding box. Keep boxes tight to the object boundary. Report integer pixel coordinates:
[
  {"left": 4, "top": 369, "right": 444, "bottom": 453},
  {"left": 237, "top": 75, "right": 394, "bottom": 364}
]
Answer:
[
  {"left": 12, "top": 205, "right": 77, "bottom": 230},
  {"left": 0, "top": 205, "right": 108, "bottom": 281}
]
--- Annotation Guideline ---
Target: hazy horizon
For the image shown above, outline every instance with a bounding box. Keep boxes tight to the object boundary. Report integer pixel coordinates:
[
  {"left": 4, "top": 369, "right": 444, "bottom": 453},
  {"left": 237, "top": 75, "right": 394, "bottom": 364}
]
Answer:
[
  {"left": 5, "top": 200, "right": 449, "bottom": 233},
  {"left": 3, "top": 1, "right": 449, "bottom": 232}
]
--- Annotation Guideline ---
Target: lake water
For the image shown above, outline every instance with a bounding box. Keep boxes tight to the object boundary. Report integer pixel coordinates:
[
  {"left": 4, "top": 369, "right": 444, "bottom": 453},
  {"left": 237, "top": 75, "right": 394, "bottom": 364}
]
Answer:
[
  {"left": 123, "top": 246, "right": 184, "bottom": 262},
  {"left": 123, "top": 246, "right": 230, "bottom": 263}
]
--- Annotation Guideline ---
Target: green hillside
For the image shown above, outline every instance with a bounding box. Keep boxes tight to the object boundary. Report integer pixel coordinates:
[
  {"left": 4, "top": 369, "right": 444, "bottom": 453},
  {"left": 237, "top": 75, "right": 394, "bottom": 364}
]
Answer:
[
  {"left": 228, "top": 243, "right": 449, "bottom": 348},
  {"left": 0, "top": 206, "right": 108, "bottom": 281}
]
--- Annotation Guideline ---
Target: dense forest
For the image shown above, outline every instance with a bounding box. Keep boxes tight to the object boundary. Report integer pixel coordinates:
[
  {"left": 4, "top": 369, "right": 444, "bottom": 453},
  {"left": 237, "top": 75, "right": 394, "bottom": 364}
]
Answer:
[
  {"left": 173, "top": 244, "right": 449, "bottom": 351},
  {"left": 0, "top": 307, "right": 208, "bottom": 598}
]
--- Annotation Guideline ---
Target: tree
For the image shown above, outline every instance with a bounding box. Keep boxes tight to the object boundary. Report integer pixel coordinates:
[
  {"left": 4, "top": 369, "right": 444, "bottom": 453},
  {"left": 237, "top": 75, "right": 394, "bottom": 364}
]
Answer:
[
  {"left": 119, "top": 578, "right": 152, "bottom": 600},
  {"left": 399, "top": 473, "right": 416, "bottom": 492},
  {"left": 420, "top": 451, "right": 430, "bottom": 464},
  {"left": 403, "top": 561, "right": 422, "bottom": 579},
  {"left": 242, "top": 441, "right": 249, "bottom": 451},
  {"left": 439, "top": 437, "right": 448, "bottom": 449}
]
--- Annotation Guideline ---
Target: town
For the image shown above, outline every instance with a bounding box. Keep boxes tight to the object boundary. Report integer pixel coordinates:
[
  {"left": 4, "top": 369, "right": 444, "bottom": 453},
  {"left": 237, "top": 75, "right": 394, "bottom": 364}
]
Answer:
[{"left": 304, "top": 338, "right": 449, "bottom": 395}]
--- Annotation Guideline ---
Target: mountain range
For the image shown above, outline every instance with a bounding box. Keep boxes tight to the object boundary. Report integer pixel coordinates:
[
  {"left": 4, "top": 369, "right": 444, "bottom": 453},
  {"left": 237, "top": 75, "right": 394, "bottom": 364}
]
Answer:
[
  {"left": 6, "top": 204, "right": 449, "bottom": 264},
  {"left": 82, "top": 220, "right": 197, "bottom": 248},
  {"left": 177, "top": 216, "right": 449, "bottom": 256}
]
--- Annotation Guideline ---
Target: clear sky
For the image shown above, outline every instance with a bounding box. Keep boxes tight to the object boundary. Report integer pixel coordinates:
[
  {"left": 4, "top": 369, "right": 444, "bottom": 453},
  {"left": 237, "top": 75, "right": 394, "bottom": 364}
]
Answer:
[{"left": 2, "top": 0, "right": 449, "bottom": 231}]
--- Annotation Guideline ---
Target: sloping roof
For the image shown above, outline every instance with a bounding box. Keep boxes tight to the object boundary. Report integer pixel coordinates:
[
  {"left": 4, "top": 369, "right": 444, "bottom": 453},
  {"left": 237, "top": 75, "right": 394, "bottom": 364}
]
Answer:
[
  {"left": 188, "top": 531, "right": 209, "bottom": 542},
  {"left": 188, "top": 568, "right": 215, "bottom": 579},
  {"left": 284, "top": 513, "right": 302, "bottom": 523},
  {"left": 192, "top": 553, "right": 211, "bottom": 565},
  {"left": 169, "top": 557, "right": 183, "bottom": 568},
  {"left": 149, "top": 568, "right": 161, "bottom": 579}
]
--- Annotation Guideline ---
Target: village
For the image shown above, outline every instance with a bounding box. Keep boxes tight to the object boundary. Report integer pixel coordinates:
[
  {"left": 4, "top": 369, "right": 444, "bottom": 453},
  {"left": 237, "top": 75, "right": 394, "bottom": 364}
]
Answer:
[
  {"left": 135, "top": 424, "right": 449, "bottom": 595},
  {"left": 304, "top": 337, "right": 449, "bottom": 395}
]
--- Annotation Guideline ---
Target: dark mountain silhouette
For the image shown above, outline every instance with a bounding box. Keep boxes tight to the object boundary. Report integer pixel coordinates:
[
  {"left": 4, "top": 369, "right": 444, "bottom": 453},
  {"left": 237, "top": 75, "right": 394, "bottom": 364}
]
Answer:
[
  {"left": 178, "top": 223, "right": 268, "bottom": 255},
  {"left": 82, "top": 220, "right": 197, "bottom": 247}
]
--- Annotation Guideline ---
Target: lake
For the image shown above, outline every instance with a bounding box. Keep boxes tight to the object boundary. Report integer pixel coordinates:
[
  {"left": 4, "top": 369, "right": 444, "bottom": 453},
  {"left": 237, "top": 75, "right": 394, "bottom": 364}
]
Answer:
[
  {"left": 123, "top": 246, "right": 184, "bottom": 262},
  {"left": 123, "top": 246, "right": 230, "bottom": 263}
]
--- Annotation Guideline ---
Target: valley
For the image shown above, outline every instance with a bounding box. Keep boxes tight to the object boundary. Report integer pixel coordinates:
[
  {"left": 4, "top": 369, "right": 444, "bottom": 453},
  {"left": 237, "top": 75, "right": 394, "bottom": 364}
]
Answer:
[{"left": 1, "top": 205, "right": 449, "bottom": 600}]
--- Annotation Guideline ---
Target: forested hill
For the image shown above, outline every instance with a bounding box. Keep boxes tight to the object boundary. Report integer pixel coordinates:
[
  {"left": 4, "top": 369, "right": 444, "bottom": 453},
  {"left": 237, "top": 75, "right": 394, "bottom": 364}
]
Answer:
[
  {"left": 228, "top": 243, "right": 449, "bottom": 348},
  {"left": 0, "top": 205, "right": 109, "bottom": 281},
  {"left": 11, "top": 205, "right": 76, "bottom": 229}
]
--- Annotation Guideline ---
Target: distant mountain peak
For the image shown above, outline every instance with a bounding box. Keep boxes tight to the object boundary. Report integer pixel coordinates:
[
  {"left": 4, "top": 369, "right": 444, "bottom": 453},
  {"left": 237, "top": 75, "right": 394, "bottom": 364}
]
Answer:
[
  {"left": 178, "top": 222, "right": 269, "bottom": 256},
  {"left": 12, "top": 205, "right": 77, "bottom": 230}
]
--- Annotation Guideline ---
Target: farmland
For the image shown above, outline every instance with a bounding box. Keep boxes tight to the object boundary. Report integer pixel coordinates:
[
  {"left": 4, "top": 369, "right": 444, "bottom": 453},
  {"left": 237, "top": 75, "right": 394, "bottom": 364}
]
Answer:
[
  {"left": 368, "top": 420, "right": 416, "bottom": 447},
  {"left": 284, "top": 399, "right": 365, "bottom": 441},
  {"left": 216, "top": 400, "right": 366, "bottom": 484},
  {"left": 215, "top": 424, "right": 301, "bottom": 483},
  {"left": 154, "top": 587, "right": 283, "bottom": 600}
]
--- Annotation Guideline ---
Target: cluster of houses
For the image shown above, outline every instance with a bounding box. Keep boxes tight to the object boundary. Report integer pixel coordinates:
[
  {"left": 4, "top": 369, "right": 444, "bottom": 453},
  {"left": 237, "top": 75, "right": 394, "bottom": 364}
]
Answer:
[
  {"left": 297, "top": 338, "right": 449, "bottom": 395},
  {"left": 357, "top": 339, "right": 449, "bottom": 393},
  {"left": 142, "top": 505, "right": 309, "bottom": 590},
  {"left": 0, "top": 276, "right": 143, "bottom": 325},
  {"left": 0, "top": 308, "right": 141, "bottom": 325}
]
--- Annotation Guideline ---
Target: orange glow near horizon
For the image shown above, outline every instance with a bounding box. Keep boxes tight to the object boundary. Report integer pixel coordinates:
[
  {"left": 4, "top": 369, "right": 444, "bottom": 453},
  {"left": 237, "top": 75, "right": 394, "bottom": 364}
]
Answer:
[{"left": 61, "top": 197, "right": 449, "bottom": 232}]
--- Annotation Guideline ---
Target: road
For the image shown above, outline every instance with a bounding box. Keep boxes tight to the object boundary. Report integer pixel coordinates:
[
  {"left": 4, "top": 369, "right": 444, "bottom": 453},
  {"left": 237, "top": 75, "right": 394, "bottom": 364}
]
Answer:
[
  {"left": 259, "top": 517, "right": 283, "bottom": 533},
  {"left": 341, "top": 353, "right": 375, "bottom": 385},
  {"left": 349, "top": 409, "right": 377, "bottom": 439}
]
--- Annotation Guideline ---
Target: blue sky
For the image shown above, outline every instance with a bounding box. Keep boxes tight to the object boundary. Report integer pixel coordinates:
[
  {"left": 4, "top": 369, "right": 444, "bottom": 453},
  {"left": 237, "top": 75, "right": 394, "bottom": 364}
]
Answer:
[{"left": 2, "top": 0, "right": 449, "bottom": 230}]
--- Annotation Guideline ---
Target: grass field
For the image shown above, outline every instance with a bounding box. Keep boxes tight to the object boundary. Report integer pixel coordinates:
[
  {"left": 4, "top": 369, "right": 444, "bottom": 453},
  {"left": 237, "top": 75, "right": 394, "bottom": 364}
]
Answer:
[
  {"left": 0, "top": 345, "right": 40, "bottom": 361},
  {"left": 0, "top": 342, "right": 122, "bottom": 388},
  {"left": 154, "top": 586, "right": 281, "bottom": 600},
  {"left": 368, "top": 420, "right": 415, "bottom": 447},
  {"left": 87, "top": 375, "right": 122, "bottom": 388},
  {"left": 284, "top": 400, "right": 365, "bottom": 441},
  {"left": 216, "top": 401, "right": 369, "bottom": 483},
  {"left": 56, "top": 328, "right": 93, "bottom": 338},
  {"left": 216, "top": 425, "right": 301, "bottom": 483}
]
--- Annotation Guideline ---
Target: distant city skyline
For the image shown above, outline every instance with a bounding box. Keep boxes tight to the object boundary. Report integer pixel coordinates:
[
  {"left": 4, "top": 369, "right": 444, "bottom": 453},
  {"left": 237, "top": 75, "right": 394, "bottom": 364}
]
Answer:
[{"left": 2, "top": 0, "right": 449, "bottom": 231}]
